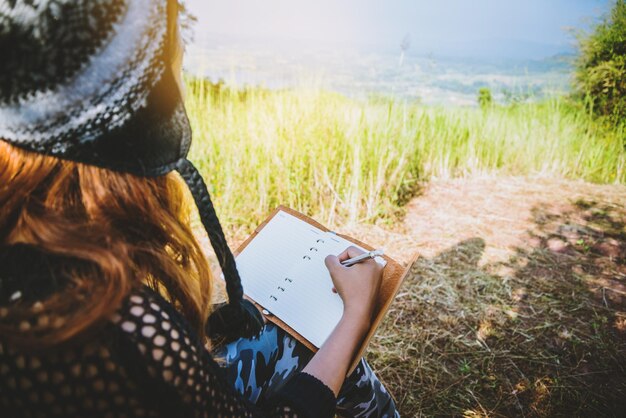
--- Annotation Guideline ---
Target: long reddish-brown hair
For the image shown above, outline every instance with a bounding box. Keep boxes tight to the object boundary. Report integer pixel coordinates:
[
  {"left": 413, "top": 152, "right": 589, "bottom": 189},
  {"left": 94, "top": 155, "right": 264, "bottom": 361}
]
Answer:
[{"left": 0, "top": 141, "right": 213, "bottom": 348}]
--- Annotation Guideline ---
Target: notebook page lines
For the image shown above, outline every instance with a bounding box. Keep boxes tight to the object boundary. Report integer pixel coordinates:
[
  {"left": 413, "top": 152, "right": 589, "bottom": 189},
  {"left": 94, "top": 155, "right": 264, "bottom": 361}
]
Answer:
[
  {"left": 235, "top": 211, "right": 325, "bottom": 309},
  {"left": 266, "top": 247, "right": 343, "bottom": 347},
  {"left": 264, "top": 231, "right": 363, "bottom": 347}
]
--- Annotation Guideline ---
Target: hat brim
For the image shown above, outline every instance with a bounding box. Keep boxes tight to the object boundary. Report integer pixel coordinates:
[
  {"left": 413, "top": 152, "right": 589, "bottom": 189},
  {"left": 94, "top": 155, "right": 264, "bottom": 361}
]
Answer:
[
  {"left": 3, "top": 66, "right": 193, "bottom": 177},
  {"left": 68, "top": 67, "right": 193, "bottom": 177}
]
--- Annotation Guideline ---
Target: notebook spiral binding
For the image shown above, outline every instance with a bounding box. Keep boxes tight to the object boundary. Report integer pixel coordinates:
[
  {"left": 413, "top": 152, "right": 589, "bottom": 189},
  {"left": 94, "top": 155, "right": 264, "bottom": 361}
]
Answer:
[{"left": 268, "top": 242, "right": 322, "bottom": 303}]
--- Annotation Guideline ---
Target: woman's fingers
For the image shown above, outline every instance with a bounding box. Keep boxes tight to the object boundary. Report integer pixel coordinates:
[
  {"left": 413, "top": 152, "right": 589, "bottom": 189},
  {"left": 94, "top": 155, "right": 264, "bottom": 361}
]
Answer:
[
  {"left": 337, "top": 246, "right": 365, "bottom": 262},
  {"left": 324, "top": 254, "right": 343, "bottom": 275}
]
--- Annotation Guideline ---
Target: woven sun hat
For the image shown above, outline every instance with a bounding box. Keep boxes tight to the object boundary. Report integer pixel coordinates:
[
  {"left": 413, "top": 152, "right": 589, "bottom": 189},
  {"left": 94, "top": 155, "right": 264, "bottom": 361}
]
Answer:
[{"left": 0, "top": 0, "right": 263, "bottom": 342}]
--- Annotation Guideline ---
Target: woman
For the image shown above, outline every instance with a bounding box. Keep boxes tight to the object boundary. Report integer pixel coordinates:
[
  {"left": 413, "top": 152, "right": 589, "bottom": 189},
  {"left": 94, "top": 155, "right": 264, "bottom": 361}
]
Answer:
[{"left": 0, "top": 1, "right": 399, "bottom": 417}]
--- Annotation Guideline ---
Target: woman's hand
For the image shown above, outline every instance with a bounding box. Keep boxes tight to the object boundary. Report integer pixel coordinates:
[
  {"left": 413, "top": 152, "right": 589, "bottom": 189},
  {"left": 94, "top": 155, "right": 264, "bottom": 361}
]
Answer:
[
  {"left": 300, "top": 247, "right": 384, "bottom": 396},
  {"left": 324, "top": 246, "right": 384, "bottom": 326}
]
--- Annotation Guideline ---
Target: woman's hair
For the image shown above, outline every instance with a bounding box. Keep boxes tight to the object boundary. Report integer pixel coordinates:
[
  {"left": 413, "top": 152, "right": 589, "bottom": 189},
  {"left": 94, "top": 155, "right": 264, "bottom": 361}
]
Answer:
[
  {"left": 0, "top": 141, "right": 213, "bottom": 349},
  {"left": 0, "top": 0, "right": 210, "bottom": 349}
]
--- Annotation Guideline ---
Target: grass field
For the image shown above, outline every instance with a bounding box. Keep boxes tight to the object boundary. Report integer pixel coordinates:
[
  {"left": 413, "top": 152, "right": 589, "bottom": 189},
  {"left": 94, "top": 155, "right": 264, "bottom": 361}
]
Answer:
[
  {"left": 185, "top": 78, "right": 626, "bottom": 416},
  {"left": 185, "top": 77, "right": 625, "bottom": 236}
]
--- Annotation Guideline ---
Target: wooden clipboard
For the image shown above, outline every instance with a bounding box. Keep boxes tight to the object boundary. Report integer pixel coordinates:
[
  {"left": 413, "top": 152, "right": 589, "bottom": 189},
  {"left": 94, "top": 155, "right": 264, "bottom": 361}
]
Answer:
[{"left": 234, "top": 205, "right": 413, "bottom": 374}]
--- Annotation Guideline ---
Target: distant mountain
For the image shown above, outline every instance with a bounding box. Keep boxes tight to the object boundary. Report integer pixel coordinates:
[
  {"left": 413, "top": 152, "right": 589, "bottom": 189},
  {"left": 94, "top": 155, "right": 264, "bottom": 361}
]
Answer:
[
  {"left": 187, "top": 32, "right": 574, "bottom": 106},
  {"left": 406, "top": 38, "right": 576, "bottom": 61}
]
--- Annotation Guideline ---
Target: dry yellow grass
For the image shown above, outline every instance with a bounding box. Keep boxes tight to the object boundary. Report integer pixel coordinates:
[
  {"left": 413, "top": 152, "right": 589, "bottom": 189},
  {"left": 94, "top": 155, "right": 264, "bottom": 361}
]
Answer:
[{"left": 366, "top": 176, "right": 626, "bottom": 416}]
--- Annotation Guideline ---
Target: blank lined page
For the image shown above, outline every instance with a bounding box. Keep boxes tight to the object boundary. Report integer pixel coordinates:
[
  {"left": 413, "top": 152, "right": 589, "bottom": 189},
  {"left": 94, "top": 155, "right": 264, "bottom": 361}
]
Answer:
[
  {"left": 235, "top": 211, "right": 325, "bottom": 310},
  {"left": 267, "top": 231, "right": 388, "bottom": 347},
  {"left": 265, "top": 230, "right": 346, "bottom": 347}
]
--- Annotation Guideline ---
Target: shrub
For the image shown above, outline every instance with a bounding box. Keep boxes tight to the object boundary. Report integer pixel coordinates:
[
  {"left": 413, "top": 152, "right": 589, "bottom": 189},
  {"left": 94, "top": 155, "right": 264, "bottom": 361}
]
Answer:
[
  {"left": 575, "top": 0, "right": 626, "bottom": 122},
  {"left": 477, "top": 87, "right": 493, "bottom": 109}
]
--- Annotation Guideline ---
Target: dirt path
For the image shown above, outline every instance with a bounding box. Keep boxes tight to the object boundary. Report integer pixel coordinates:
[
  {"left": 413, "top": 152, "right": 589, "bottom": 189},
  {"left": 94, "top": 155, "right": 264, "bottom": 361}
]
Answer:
[{"left": 343, "top": 175, "right": 626, "bottom": 265}]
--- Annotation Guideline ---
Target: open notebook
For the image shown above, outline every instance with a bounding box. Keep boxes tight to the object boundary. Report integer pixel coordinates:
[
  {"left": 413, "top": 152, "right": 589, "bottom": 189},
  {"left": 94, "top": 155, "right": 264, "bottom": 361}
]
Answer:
[
  {"left": 236, "top": 209, "right": 385, "bottom": 348},
  {"left": 233, "top": 206, "right": 413, "bottom": 371}
]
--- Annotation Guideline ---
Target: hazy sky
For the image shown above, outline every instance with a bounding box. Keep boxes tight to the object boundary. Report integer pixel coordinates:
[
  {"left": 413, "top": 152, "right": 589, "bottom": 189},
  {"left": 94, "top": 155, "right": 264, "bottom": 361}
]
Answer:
[{"left": 186, "top": 0, "right": 610, "bottom": 53}]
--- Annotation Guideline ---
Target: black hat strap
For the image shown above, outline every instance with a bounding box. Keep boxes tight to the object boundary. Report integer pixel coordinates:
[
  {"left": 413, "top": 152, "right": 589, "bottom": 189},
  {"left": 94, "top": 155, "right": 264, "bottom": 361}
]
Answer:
[{"left": 176, "top": 158, "right": 263, "bottom": 342}]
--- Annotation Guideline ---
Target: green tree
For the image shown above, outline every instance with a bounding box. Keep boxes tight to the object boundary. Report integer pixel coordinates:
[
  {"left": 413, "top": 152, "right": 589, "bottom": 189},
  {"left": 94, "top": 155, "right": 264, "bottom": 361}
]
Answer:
[
  {"left": 575, "top": 0, "right": 626, "bottom": 122},
  {"left": 477, "top": 87, "right": 493, "bottom": 109}
]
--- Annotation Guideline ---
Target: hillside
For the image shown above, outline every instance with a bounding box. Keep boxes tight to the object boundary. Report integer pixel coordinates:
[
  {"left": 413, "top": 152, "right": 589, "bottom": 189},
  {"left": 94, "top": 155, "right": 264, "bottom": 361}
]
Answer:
[{"left": 186, "top": 79, "right": 626, "bottom": 415}]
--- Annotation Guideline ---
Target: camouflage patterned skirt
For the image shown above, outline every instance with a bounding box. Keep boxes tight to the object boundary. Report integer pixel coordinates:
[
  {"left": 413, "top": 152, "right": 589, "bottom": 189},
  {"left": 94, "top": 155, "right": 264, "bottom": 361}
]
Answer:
[{"left": 214, "top": 323, "right": 400, "bottom": 417}]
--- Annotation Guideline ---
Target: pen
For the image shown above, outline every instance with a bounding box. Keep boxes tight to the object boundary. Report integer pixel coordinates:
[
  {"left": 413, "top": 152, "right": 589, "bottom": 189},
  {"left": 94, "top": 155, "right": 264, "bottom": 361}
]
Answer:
[{"left": 340, "top": 249, "right": 384, "bottom": 267}]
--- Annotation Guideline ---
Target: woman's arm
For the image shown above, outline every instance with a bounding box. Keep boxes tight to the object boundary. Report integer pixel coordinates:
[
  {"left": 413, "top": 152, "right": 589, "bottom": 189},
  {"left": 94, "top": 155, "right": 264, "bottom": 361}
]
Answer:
[
  {"left": 114, "top": 286, "right": 338, "bottom": 418},
  {"left": 302, "top": 246, "right": 384, "bottom": 396},
  {"left": 301, "top": 311, "right": 369, "bottom": 396},
  {"left": 112, "top": 246, "right": 383, "bottom": 417}
]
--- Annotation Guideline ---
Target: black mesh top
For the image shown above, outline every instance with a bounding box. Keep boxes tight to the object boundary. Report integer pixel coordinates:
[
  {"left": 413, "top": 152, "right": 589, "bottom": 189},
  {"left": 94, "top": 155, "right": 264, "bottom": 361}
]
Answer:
[{"left": 0, "top": 244, "right": 336, "bottom": 418}]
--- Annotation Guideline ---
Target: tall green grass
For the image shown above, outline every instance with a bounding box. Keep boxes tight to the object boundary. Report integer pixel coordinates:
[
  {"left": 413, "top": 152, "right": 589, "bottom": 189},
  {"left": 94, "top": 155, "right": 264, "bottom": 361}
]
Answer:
[{"left": 185, "top": 77, "right": 625, "bottom": 231}]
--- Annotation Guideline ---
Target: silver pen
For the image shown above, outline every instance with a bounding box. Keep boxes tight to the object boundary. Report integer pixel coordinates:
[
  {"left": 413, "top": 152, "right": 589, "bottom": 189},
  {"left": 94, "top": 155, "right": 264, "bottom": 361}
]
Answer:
[{"left": 340, "top": 249, "right": 384, "bottom": 267}]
